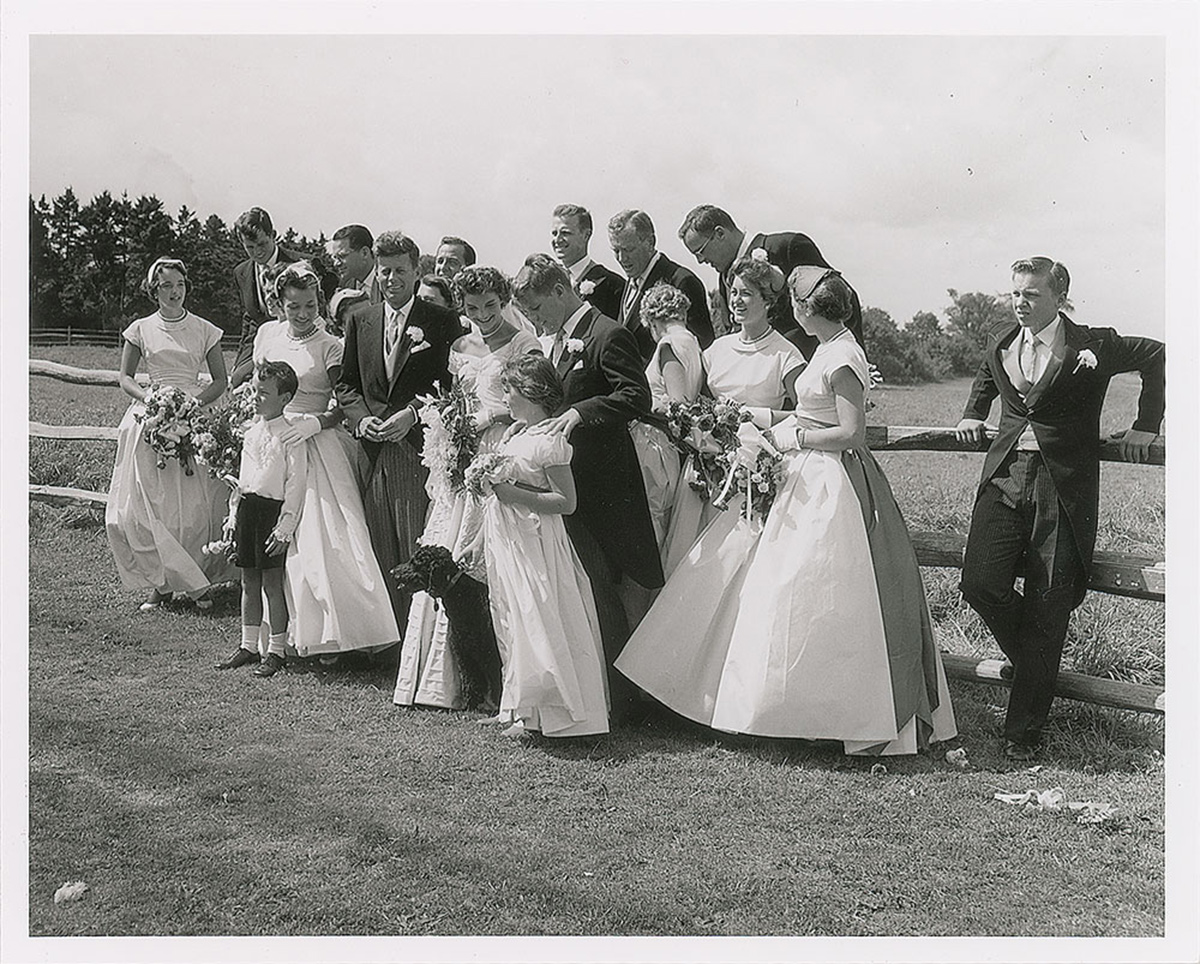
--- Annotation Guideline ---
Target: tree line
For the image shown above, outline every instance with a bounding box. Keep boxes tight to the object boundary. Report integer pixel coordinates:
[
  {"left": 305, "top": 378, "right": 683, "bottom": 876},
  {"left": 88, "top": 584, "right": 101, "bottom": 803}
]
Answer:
[{"left": 30, "top": 188, "right": 1012, "bottom": 383}]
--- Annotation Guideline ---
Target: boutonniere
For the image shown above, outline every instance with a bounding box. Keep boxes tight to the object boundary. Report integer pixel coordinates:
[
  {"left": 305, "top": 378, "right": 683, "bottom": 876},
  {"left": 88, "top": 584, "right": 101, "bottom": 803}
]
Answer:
[
  {"left": 751, "top": 247, "right": 770, "bottom": 262},
  {"left": 578, "top": 280, "right": 596, "bottom": 296},
  {"left": 1072, "top": 348, "right": 1098, "bottom": 374},
  {"left": 405, "top": 325, "right": 425, "bottom": 345},
  {"left": 565, "top": 337, "right": 585, "bottom": 354}
]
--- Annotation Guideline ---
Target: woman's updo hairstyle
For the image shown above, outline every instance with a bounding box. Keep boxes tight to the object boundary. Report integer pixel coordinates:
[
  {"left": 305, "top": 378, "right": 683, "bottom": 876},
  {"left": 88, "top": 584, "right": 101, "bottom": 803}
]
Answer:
[
  {"left": 640, "top": 282, "right": 691, "bottom": 329},
  {"left": 456, "top": 265, "right": 513, "bottom": 306},
  {"left": 273, "top": 260, "right": 323, "bottom": 302},
  {"left": 788, "top": 266, "right": 854, "bottom": 325},
  {"left": 729, "top": 250, "right": 786, "bottom": 302},
  {"left": 142, "top": 257, "right": 188, "bottom": 299},
  {"left": 501, "top": 353, "right": 564, "bottom": 415}
]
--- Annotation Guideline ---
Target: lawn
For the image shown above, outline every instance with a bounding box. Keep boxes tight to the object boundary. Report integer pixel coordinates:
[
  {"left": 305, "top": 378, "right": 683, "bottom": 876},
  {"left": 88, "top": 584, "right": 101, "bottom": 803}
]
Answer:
[{"left": 24, "top": 346, "right": 1167, "bottom": 938}]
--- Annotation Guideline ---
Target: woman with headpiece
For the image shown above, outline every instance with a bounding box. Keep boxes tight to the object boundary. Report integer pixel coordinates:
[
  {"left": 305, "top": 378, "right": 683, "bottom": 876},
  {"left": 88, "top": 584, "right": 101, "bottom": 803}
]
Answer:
[
  {"left": 249, "top": 261, "right": 400, "bottom": 666},
  {"left": 617, "top": 260, "right": 957, "bottom": 755},
  {"left": 395, "top": 265, "right": 542, "bottom": 710},
  {"left": 107, "top": 257, "right": 238, "bottom": 611}
]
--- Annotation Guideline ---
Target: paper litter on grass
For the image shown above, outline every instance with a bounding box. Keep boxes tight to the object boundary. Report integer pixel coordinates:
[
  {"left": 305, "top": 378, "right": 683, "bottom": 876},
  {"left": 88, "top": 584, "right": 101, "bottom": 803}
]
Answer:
[
  {"left": 54, "top": 881, "right": 89, "bottom": 904},
  {"left": 993, "top": 787, "right": 1119, "bottom": 824}
]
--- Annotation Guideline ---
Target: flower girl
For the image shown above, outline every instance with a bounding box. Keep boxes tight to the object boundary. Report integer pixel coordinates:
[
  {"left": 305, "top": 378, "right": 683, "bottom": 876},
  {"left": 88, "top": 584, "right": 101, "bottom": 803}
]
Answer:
[{"left": 471, "top": 354, "right": 609, "bottom": 738}]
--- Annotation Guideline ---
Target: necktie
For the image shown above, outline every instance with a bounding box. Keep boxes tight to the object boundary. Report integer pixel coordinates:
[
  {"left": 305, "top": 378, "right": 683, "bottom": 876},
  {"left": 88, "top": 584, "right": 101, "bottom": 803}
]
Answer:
[
  {"left": 1019, "top": 330, "right": 1038, "bottom": 387},
  {"left": 623, "top": 281, "right": 639, "bottom": 320},
  {"left": 551, "top": 330, "right": 565, "bottom": 365}
]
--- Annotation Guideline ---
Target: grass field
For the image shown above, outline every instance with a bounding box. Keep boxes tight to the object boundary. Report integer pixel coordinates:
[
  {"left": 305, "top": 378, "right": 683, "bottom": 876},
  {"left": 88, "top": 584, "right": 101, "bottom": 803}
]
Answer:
[{"left": 25, "top": 345, "right": 1166, "bottom": 937}]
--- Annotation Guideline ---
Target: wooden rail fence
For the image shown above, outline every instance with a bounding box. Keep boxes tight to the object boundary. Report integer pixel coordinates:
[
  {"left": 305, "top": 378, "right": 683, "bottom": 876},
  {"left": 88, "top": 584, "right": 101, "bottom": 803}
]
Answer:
[
  {"left": 29, "top": 359, "right": 1166, "bottom": 714},
  {"left": 31, "top": 327, "right": 240, "bottom": 350}
]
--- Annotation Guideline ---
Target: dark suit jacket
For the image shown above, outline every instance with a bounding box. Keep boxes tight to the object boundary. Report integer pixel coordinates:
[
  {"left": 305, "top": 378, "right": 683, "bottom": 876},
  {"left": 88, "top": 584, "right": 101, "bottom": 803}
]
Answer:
[
  {"left": 618, "top": 253, "right": 714, "bottom": 362},
  {"left": 232, "top": 246, "right": 305, "bottom": 367},
  {"left": 335, "top": 297, "right": 459, "bottom": 466},
  {"left": 556, "top": 307, "right": 664, "bottom": 590},
  {"left": 575, "top": 260, "right": 624, "bottom": 322},
  {"left": 720, "top": 232, "right": 865, "bottom": 361},
  {"left": 962, "top": 314, "right": 1164, "bottom": 570}
]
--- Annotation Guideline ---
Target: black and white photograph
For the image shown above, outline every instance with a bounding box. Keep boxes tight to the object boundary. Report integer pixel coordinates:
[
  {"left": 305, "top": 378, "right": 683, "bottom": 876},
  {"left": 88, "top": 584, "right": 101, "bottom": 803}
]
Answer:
[{"left": 3, "top": 1, "right": 1197, "bottom": 961}]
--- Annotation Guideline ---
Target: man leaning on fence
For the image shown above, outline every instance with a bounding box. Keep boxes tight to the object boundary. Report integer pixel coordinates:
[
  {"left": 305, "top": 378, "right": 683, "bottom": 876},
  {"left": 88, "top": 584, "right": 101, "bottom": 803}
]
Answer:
[{"left": 954, "top": 257, "right": 1164, "bottom": 762}]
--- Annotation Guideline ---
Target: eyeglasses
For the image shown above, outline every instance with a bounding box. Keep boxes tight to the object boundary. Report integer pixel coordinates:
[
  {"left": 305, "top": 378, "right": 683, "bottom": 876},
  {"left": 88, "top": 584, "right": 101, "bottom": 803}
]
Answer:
[{"left": 688, "top": 232, "right": 718, "bottom": 259}]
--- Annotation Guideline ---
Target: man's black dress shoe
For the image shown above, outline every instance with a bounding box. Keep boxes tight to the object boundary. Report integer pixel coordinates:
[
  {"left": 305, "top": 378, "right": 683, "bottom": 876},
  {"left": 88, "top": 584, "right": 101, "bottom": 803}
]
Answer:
[
  {"left": 216, "top": 647, "right": 259, "bottom": 670},
  {"left": 253, "top": 653, "right": 285, "bottom": 678},
  {"left": 1003, "top": 740, "right": 1038, "bottom": 762}
]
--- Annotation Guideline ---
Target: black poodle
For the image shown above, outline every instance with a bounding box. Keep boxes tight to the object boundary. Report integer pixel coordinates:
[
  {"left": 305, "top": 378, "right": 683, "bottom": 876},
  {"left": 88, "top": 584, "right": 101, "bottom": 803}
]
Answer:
[{"left": 392, "top": 545, "right": 502, "bottom": 711}]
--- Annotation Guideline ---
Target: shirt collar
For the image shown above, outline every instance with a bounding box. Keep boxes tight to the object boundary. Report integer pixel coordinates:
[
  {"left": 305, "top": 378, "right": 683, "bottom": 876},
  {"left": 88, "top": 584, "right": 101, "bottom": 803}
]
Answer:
[
  {"left": 735, "top": 231, "right": 755, "bottom": 265},
  {"left": 1028, "top": 315, "right": 1063, "bottom": 349},
  {"left": 566, "top": 256, "right": 594, "bottom": 284},
  {"left": 384, "top": 295, "right": 414, "bottom": 327},
  {"left": 362, "top": 265, "right": 376, "bottom": 291},
  {"left": 633, "top": 251, "right": 661, "bottom": 289},
  {"left": 561, "top": 302, "right": 591, "bottom": 340},
  {"left": 257, "top": 246, "right": 280, "bottom": 274}
]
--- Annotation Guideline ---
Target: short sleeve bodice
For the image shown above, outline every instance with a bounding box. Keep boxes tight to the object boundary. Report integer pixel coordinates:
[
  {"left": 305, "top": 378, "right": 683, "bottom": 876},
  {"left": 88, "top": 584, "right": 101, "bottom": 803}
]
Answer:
[
  {"left": 646, "top": 326, "right": 704, "bottom": 410},
  {"left": 702, "top": 330, "right": 805, "bottom": 409},
  {"left": 450, "top": 328, "right": 542, "bottom": 417},
  {"left": 253, "top": 320, "right": 344, "bottom": 415},
  {"left": 123, "top": 312, "right": 223, "bottom": 395},
  {"left": 792, "top": 331, "right": 870, "bottom": 427},
  {"left": 500, "top": 430, "right": 573, "bottom": 490}
]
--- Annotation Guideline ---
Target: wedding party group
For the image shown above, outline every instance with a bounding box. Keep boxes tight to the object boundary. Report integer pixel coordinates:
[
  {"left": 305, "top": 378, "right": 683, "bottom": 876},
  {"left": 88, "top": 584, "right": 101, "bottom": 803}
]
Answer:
[{"left": 103, "top": 200, "right": 1165, "bottom": 761}]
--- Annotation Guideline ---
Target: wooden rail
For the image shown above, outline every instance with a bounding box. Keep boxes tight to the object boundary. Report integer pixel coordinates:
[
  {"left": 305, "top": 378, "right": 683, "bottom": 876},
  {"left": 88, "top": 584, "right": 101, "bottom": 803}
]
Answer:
[
  {"left": 941, "top": 654, "right": 1164, "bottom": 715},
  {"left": 31, "top": 327, "right": 239, "bottom": 350},
  {"left": 865, "top": 424, "right": 1165, "bottom": 466},
  {"left": 910, "top": 530, "right": 1163, "bottom": 602}
]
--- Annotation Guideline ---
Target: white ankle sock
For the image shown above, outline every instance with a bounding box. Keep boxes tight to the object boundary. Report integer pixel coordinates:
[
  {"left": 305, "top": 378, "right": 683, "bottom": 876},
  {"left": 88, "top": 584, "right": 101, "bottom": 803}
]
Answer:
[
  {"left": 267, "top": 632, "right": 288, "bottom": 657},
  {"left": 240, "top": 626, "right": 259, "bottom": 652}
]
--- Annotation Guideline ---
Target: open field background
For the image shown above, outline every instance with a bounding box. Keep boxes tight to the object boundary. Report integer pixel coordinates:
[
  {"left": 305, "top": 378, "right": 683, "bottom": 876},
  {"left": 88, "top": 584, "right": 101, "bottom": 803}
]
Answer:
[{"left": 26, "top": 345, "right": 1166, "bottom": 937}]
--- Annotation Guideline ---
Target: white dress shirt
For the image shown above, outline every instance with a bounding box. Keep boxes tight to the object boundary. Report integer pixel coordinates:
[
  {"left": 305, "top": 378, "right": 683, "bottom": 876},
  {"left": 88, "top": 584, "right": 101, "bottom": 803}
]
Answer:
[
  {"left": 540, "top": 302, "right": 592, "bottom": 364},
  {"left": 238, "top": 414, "right": 308, "bottom": 540}
]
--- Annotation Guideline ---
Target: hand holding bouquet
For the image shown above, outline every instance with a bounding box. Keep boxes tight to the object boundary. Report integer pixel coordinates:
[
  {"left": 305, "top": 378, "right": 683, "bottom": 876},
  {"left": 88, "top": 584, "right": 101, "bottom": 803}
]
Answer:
[{"left": 136, "top": 385, "right": 205, "bottom": 474}]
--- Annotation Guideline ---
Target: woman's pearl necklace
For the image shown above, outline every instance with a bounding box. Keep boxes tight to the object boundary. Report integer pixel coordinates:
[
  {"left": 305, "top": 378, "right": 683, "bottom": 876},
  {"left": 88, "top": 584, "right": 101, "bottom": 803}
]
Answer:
[
  {"left": 158, "top": 308, "right": 186, "bottom": 322},
  {"left": 288, "top": 323, "right": 319, "bottom": 341},
  {"left": 738, "top": 325, "right": 772, "bottom": 344}
]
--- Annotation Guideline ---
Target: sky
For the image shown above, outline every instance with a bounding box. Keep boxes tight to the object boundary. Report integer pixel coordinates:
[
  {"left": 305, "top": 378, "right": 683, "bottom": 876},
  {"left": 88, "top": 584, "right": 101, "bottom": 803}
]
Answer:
[{"left": 25, "top": 27, "right": 1169, "bottom": 337}]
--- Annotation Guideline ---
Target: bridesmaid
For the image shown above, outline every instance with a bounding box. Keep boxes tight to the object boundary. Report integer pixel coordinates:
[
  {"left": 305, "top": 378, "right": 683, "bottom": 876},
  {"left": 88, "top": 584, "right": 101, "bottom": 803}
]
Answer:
[
  {"left": 629, "top": 282, "right": 706, "bottom": 573},
  {"left": 395, "top": 266, "right": 541, "bottom": 709},
  {"left": 252, "top": 262, "right": 400, "bottom": 664},
  {"left": 481, "top": 354, "right": 609, "bottom": 738},
  {"left": 106, "top": 257, "right": 237, "bottom": 611}
]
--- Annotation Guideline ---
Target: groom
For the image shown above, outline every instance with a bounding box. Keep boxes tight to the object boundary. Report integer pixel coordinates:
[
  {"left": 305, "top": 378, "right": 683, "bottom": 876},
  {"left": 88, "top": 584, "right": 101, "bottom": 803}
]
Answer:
[
  {"left": 513, "top": 254, "right": 665, "bottom": 724},
  {"left": 336, "top": 230, "right": 458, "bottom": 628},
  {"left": 955, "top": 257, "right": 1163, "bottom": 761}
]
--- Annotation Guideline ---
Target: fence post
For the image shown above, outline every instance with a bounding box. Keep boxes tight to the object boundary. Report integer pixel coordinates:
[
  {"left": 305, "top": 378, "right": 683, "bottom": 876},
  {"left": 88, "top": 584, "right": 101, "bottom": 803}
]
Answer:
[{"left": 66, "top": 327, "right": 73, "bottom": 347}]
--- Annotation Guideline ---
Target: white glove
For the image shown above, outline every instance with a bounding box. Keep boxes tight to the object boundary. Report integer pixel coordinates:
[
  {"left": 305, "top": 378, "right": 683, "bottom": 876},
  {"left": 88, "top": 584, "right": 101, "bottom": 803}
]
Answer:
[
  {"left": 745, "top": 406, "right": 773, "bottom": 429},
  {"left": 278, "top": 414, "right": 321, "bottom": 445}
]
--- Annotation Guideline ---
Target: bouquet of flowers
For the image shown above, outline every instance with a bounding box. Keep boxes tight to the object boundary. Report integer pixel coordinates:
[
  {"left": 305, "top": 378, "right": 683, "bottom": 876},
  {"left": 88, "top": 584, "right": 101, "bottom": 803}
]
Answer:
[
  {"left": 193, "top": 381, "right": 257, "bottom": 485},
  {"left": 464, "top": 452, "right": 514, "bottom": 501},
  {"left": 418, "top": 382, "right": 483, "bottom": 503},
  {"left": 136, "top": 385, "right": 205, "bottom": 474},
  {"left": 663, "top": 394, "right": 784, "bottom": 520},
  {"left": 711, "top": 422, "right": 787, "bottom": 521}
]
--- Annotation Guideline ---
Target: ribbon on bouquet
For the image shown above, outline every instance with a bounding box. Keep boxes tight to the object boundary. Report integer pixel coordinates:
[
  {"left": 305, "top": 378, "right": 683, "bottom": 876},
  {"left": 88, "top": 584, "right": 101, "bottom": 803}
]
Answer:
[{"left": 712, "top": 422, "right": 783, "bottom": 520}]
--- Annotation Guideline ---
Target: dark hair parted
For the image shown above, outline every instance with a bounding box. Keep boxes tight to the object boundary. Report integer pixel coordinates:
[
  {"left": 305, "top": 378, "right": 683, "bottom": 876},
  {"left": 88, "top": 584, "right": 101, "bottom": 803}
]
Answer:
[
  {"left": 374, "top": 230, "right": 421, "bottom": 269},
  {"left": 456, "top": 265, "right": 513, "bottom": 305},
  {"left": 501, "top": 353, "right": 564, "bottom": 415},
  {"left": 272, "top": 260, "right": 322, "bottom": 301},
  {"left": 234, "top": 207, "right": 274, "bottom": 240},
  {"left": 552, "top": 203, "right": 593, "bottom": 234},
  {"left": 142, "top": 257, "right": 188, "bottom": 298},
  {"left": 789, "top": 268, "right": 855, "bottom": 325},
  {"left": 418, "top": 274, "right": 459, "bottom": 311},
  {"left": 331, "top": 224, "right": 374, "bottom": 251},
  {"left": 678, "top": 204, "right": 737, "bottom": 241},
  {"left": 440, "top": 236, "right": 477, "bottom": 266},
  {"left": 512, "top": 253, "right": 571, "bottom": 300},
  {"left": 730, "top": 253, "right": 786, "bottom": 301},
  {"left": 256, "top": 359, "right": 299, "bottom": 398}
]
